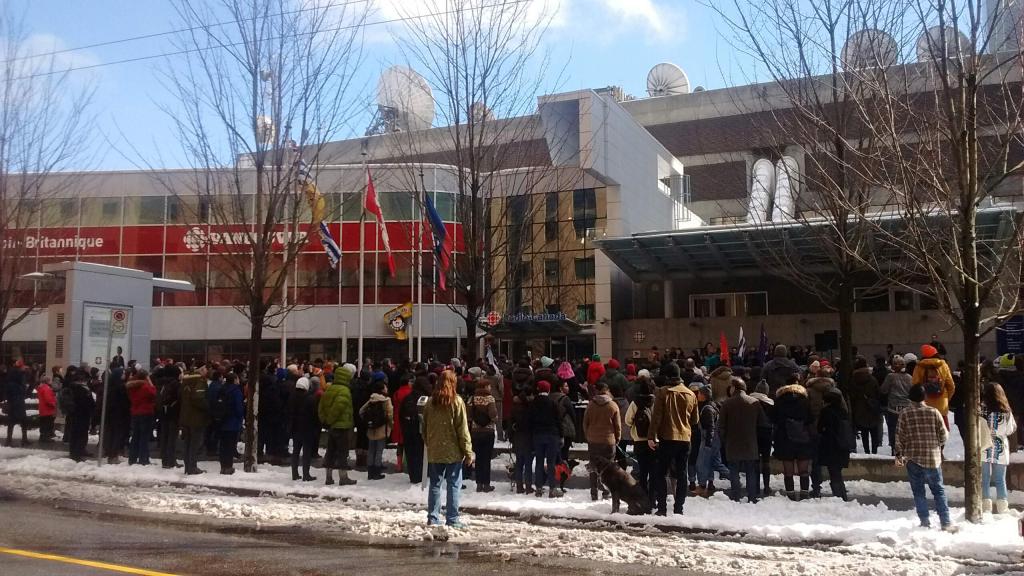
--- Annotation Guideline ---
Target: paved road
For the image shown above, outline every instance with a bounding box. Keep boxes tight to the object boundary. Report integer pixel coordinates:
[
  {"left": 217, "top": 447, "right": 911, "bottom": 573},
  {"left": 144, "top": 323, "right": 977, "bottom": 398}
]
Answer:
[{"left": 0, "top": 492, "right": 707, "bottom": 576}]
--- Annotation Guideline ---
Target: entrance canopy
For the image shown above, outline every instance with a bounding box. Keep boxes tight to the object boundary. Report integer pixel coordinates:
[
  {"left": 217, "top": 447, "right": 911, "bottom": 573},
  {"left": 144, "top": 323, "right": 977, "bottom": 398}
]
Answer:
[
  {"left": 482, "top": 312, "right": 583, "bottom": 339},
  {"left": 594, "top": 208, "right": 1015, "bottom": 282}
]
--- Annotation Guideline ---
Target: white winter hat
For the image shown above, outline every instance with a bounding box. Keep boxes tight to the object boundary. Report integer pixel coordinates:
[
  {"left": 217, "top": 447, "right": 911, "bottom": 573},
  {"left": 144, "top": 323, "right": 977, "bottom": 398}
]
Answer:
[
  {"left": 637, "top": 369, "right": 651, "bottom": 379},
  {"left": 295, "top": 377, "right": 310, "bottom": 391},
  {"left": 903, "top": 353, "right": 918, "bottom": 363},
  {"left": 341, "top": 363, "right": 357, "bottom": 375}
]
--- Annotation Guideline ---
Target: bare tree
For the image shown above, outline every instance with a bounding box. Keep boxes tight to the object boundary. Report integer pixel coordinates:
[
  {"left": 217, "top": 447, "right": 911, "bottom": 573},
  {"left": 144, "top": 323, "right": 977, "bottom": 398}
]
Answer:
[
  {"left": 711, "top": 0, "right": 907, "bottom": 384},
  {"left": 718, "top": 0, "right": 1024, "bottom": 522},
  {"left": 0, "top": 8, "right": 93, "bottom": 353},
  {"left": 160, "top": 0, "right": 365, "bottom": 472},
  {"left": 383, "top": 0, "right": 575, "bottom": 354}
]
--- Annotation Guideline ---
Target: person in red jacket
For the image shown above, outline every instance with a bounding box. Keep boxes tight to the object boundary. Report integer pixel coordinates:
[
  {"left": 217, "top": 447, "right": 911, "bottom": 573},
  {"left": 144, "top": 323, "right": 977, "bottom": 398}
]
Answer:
[
  {"left": 36, "top": 376, "right": 57, "bottom": 442},
  {"left": 391, "top": 373, "right": 413, "bottom": 473},
  {"left": 126, "top": 370, "right": 157, "bottom": 465}
]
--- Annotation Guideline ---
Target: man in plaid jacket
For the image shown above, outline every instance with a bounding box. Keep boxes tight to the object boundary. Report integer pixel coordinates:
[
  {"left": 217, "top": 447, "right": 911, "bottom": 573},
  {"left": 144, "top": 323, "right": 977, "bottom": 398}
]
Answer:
[{"left": 896, "top": 384, "right": 955, "bottom": 531}]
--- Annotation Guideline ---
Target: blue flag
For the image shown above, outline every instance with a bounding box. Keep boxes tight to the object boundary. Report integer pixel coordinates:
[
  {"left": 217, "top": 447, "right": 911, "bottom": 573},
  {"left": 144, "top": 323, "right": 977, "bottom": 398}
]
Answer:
[{"left": 423, "top": 192, "right": 451, "bottom": 290}]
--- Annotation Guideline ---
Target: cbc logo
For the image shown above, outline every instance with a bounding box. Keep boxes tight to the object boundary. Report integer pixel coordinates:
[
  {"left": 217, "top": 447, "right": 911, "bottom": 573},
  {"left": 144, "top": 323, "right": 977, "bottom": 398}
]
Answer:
[{"left": 183, "top": 227, "right": 208, "bottom": 253}]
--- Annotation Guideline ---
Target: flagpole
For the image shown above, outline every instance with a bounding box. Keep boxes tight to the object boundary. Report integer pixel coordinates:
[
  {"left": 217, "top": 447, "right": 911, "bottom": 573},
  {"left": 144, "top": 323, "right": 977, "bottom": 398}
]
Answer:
[
  {"left": 358, "top": 165, "right": 366, "bottom": 369},
  {"left": 408, "top": 193, "right": 415, "bottom": 363},
  {"left": 416, "top": 190, "right": 424, "bottom": 363}
]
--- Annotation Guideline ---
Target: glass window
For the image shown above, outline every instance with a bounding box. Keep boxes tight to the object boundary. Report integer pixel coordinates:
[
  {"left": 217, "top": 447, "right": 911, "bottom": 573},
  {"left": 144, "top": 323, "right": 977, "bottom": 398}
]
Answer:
[
  {"left": 544, "top": 258, "right": 559, "bottom": 284},
  {"left": 380, "top": 191, "right": 414, "bottom": 220},
  {"left": 855, "top": 288, "right": 890, "bottom": 312},
  {"left": 125, "top": 196, "right": 166, "bottom": 225},
  {"left": 508, "top": 195, "right": 530, "bottom": 226},
  {"left": 167, "top": 196, "right": 202, "bottom": 224},
  {"left": 80, "top": 197, "right": 122, "bottom": 226},
  {"left": 433, "top": 191, "right": 455, "bottom": 221},
  {"left": 576, "top": 304, "right": 595, "bottom": 324},
  {"left": 41, "top": 198, "right": 79, "bottom": 227},
  {"left": 743, "top": 293, "right": 768, "bottom": 316},
  {"left": 573, "top": 188, "right": 596, "bottom": 239},
  {"left": 693, "top": 298, "right": 711, "bottom": 318},
  {"left": 545, "top": 304, "right": 560, "bottom": 314},
  {"left": 574, "top": 257, "right": 595, "bottom": 280},
  {"left": 919, "top": 293, "right": 940, "bottom": 310},
  {"left": 894, "top": 290, "right": 914, "bottom": 311},
  {"left": 342, "top": 193, "right": 363, "bottom": 221},
  {"left": 544, "top": 192, "right": 558, "bottom": 241}
]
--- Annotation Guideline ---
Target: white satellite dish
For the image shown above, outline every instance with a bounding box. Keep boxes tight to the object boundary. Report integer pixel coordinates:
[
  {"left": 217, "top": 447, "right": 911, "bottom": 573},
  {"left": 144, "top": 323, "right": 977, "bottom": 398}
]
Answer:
[
  {"left": 646, "top": 62, "right": 690, "bottom": 97},
  {"left": 470, "top": 101, "right": 494, "bottom": 123},
  {"left": 916, "top": 26, "right": 970, "bottom": 61},
  {"left": 377, "top": 65, "right": 435, "bottom": 132},
  {"left": 255, "top": 115, "right": 276, "bottom": 144},
  {"left": 842, "top": 29, "right": 899, "bottom": 69}
]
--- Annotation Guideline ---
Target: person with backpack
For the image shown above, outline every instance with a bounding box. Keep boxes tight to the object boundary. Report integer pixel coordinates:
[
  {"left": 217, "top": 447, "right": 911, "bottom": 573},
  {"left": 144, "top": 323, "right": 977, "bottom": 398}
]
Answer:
[
  {"left": 530, "top": 379, "right": 564, "bottom": 498},
  {"left": 215, "top": 373, "right": 244, "bottom": 475},
  {"left": 773, "top": 381, "right": 815, "bottom": 500},
  {"left": 847, "top": 357, "right": 883, "bottom": 454},
  {"left": 816, "top": 388, "right": 854, "bottom": 500},
  {"left": 320, "top": 363, "right": 357, "bottom": 486},
  {"left": 468, "top": 377, "right": 498, "bottom": 492},
  {"left": 391, "top": 372, "right": 413, "bottom": 474},
  {"left": 912, "top": 345, "right": 956, "bottom": 429},
  {"left": 179, "top": 369, "right": 210, "bottom": 475},
  {"left": 401, "top": 376, "right": 430, "bottom": 484},
  {"left": 126, "top": 370, "right": 157, "bottom": 465},
  {"left": 359, "top": 379, "right": 393, "bottom": 481},
  {"left": 584, "top": 380, "right": 621, "bottom": 502},
  {"left": 625, "top": 377, "right": 655, "bottom": 497}
]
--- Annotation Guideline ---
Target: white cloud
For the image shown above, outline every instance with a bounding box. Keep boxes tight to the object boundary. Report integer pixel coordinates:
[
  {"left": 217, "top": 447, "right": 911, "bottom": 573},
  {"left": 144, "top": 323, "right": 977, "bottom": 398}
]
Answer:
[
  {"left": 17, "top": 33, "right": 101, "bottom": 73},
  {"left": 590, "top": 0, "right": 683, "bottom": 43}
]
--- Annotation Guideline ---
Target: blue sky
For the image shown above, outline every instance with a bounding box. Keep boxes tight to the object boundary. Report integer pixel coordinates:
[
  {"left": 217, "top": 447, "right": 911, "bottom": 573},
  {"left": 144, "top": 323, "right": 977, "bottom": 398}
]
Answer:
[{"left": 10, "top": 0, "right": 738, "bottom": 170}]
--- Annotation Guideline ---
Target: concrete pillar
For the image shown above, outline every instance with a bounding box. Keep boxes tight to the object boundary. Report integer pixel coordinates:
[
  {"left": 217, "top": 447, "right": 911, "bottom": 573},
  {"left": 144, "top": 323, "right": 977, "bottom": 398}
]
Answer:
[{"left": 663, "top": 279, "right": 674, "bottom": 319}]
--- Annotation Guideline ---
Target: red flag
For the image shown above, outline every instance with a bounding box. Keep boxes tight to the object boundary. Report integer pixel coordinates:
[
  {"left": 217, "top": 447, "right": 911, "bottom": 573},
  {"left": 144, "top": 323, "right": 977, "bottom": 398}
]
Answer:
[
  {"left": 364, "top": 166, "right": 396, "bottom": 277},
  {"left": 719, "top": 331, "right": 731, "bottom": 366}
]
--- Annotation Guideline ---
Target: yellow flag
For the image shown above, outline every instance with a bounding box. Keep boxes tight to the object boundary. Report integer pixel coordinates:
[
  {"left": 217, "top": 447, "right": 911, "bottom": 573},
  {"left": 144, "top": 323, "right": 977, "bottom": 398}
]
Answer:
[{"left": 384, "top": 302, "right": 413, "bottom": 340}]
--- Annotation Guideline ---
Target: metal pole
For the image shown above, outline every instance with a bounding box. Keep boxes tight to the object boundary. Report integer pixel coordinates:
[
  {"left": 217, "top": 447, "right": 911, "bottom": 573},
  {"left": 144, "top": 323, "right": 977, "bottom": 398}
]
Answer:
[
  {"left": 341, "top": 320, "right": 348, "bottom": 363},
  {"left": 409, "top": 194, "right": 415, "bottom": 363},
  {"left": 280, "top": 267, "right": 288, "bottom": 365},
  {"left": 416, "top": 198, "right": 423, "bottom": 363},
  {"left": 456, "top": 325, "right": 461, "bottom": 361},
  {"left": 97, "top": 315, "right": 113, "bottom": 467}
]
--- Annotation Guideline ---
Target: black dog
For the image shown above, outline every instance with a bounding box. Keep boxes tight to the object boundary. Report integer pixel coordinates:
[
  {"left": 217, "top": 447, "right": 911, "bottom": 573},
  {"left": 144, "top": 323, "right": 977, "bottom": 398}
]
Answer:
[{"left": 588, "top": 455, "right": 650, "bottom": 515}]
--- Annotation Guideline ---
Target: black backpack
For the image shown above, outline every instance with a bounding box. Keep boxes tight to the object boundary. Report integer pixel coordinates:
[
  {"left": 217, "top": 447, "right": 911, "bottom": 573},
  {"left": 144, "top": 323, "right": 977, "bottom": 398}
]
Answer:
[
  {"left": 400, "top": 394, "right": 421, "bottom": 426},
  {"left": 364, "top": 400, "right": 387, "bottom": 429},
  {"left": 59, "top": 385, "right": 76, "bottom": 415},
  {"left": 633, "top": 396, "right": 653, "bottom": 438},
  {"left": 471, "top": 401, "right": 492, "bottom": 428},
  {"left": 209, "top": 385, "right": 229, "bottom": 423}
]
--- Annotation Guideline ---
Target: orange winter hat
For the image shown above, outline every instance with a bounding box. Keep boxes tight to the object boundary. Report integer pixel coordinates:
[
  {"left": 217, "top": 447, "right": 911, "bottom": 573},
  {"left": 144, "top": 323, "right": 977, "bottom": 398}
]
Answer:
[{"left": 920, "top": 344, "right": 938, "bottom": 359}]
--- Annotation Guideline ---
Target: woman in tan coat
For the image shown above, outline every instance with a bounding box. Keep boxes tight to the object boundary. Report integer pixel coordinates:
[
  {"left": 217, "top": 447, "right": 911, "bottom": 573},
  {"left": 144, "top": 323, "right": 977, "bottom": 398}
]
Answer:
[{"left": 359, "top": 379, "right": 393, "bottom": 480}]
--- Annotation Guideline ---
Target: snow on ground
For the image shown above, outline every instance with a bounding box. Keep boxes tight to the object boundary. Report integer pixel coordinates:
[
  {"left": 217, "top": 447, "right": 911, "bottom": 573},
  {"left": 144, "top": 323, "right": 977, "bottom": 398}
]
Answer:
[{"left": 0, "top": 445, "right": 1020, "bottom": 572}]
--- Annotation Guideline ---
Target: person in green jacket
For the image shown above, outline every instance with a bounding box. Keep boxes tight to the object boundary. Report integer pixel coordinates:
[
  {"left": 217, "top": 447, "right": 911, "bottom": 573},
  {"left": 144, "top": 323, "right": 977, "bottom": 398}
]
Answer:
[
  {"left": 318, "top": 363, "right": 357, "bottom": 486},
  {"left": 423, "top": 370, "right": 474, "bottom": 528},
  {"left": 179, "top": 368, "right": 210, "bottom": 476}
]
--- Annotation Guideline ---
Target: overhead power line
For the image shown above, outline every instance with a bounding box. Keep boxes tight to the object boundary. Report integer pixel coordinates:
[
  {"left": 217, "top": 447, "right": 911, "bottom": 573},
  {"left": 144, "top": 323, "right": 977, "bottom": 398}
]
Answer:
[{"left": 11, "top": 0, "right": 533, "bottom": 80}]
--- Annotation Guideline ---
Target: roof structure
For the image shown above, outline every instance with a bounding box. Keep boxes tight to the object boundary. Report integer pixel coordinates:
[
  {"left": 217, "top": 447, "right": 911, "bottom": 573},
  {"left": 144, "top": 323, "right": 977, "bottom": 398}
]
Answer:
[{"left": 595, "top": 208, "right": 1017, "bottom": 283}]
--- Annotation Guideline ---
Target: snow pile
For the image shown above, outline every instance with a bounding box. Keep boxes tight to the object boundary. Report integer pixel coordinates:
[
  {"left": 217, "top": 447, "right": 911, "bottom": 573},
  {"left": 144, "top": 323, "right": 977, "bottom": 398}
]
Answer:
[{"left": 0, "top": 446, "right": 1020, "bottom": 569}]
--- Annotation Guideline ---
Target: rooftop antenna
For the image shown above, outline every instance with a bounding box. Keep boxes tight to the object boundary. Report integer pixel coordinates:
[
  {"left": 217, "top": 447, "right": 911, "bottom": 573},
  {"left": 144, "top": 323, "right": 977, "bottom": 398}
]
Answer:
[{"left": 646, "top": 62, "right": 690, "bottom": 97}]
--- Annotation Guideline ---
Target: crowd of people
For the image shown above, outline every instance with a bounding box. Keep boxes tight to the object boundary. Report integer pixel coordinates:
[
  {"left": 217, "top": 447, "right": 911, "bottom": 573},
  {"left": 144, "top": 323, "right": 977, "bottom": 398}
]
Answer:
[{"left": 0, "top": 338, "right": 1021, "bottom": 530}]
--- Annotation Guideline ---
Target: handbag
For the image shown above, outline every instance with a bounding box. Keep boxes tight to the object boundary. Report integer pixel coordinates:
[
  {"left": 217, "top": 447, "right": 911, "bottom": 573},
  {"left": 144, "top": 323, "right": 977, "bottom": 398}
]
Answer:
[{"left": 978, "top": 415, "right": 993, "bottom": 451}]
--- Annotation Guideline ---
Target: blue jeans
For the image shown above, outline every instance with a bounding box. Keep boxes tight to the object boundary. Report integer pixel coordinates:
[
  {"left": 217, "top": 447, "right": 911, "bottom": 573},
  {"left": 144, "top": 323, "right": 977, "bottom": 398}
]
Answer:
[
  {"left": 427, "top": 462, "right": 463, "bottom": 526},
  {"left": 982, "top": 462, "right": 1008, "bottom": 500},
  {"left": 130, "top": 415, "right": 153, "bottom": 464},
  {"left": 368, "top": 438, "right": 385, "bottom": 468},
  {"left": 906, "top": 461, "right": 951, "bottom": 527},
  {"left": 696, "top": 435, "right": 730, "bottom": 485},
  {"left": 729, "top": 459, "right": 760, "bottom": 501},
  {"left": 533, "top": 434, "right": 561, "bottom": 490}
]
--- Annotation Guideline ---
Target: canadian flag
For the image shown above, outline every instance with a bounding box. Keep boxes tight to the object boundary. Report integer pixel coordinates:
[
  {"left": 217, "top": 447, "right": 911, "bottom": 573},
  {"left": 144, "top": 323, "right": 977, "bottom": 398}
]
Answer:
[{"left": 364, "top": 166, "right": 396, "bottom": 277}]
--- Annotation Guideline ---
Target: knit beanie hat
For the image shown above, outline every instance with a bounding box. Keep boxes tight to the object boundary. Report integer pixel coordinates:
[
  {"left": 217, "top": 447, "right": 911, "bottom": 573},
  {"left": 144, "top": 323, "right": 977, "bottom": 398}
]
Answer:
[
  {"left": 920, "top": 344, "right": 939, "bottom": 359},
  {"left": 536, "top": 380, "right": 551, "bottom": 393},
  {"left": 295, "top": 377, "right": 310, "bottom": 391},
  {"left": 591, "top": 354, "right": 601, "bottom": 362},
  {"left": 607, "top": 358, "right": 620, "bottom": 370},
  {"left": 540, "top": 356, "right": 554, "bottom": 368},
  {"left": 903, "top": 353, "right": 918, "bottom": 364}
]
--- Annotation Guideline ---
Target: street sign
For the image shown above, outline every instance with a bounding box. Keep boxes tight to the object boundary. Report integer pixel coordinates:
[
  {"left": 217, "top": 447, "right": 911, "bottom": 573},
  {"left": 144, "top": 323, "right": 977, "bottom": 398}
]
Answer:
[{"left": 111, "top": 309, "right": 128, "bottom": 335}]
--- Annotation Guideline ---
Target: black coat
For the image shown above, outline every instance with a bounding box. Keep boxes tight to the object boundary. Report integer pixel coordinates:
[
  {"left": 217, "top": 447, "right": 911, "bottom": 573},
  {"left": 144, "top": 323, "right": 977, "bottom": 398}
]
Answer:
[
  {"left": 528, "top": 393, "right": 561, "bottom": 437},
  {"left": 287, "top": 388, "right": 319, "bottom": 440},
  {"left": 70, "top": 381, "right": 97, "bottom": 421},
  {"left": 817, "top": 399, "right": 853, "bottom": 467},
  {"left": 258, "top": 374, "right": 283, "bottom": 424},
  {"left": 4, "top": 370, "right": 27, "bottom": 418},
  {"left": 772, "top": 384, "right": 815, "bottom": 461}
]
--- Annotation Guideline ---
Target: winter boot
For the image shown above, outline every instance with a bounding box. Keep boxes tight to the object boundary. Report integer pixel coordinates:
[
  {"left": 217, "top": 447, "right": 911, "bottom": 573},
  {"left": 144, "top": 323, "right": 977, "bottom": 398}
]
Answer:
[
  {"left": 302, "top": 465, "right": 316, "bottom": 481},
  {"left": 325, "top": 468, "right": 335, "bottom": 486},
  {"left": 784, "top": 476, "right": 795, "bottom": 500},
  {"left": 983, "top": 499, "right": 993, "bottom": 514},
  {"left": 703, "top": 481, "right": 715, "bottom": 497},
  {"left": 395, "top": 452, "right": 403, "bottom": 473},
  {"left": 516, "top": 482, "right": 525, "bottom": 494},
  {"left": 994, "top": 499, "right": 1009, "bottom": 515},
  {"left": 292, "top": 467, "right": 301, "bottom": 481},
  {"left": 337, "top": 470, "right": 357, "bottom": 486},
  {"left": 590, "top": 487, "right": 599, "bottom": 501}
]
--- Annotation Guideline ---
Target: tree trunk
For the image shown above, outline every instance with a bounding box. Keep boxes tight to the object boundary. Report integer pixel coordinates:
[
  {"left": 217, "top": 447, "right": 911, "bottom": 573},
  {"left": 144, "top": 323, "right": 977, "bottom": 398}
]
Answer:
[
  {"left": 464, "top": 315, "right": 477, "bottom": 361},
  {"left": 243, "top": 317, "right": 263, "bottom": 473},
  {"left": 837, "top": 283, "right": 855, "bottom": 388},
  {"left": 961, "top": 315, "right": 982, "bottom": 523}
]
